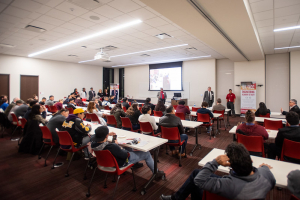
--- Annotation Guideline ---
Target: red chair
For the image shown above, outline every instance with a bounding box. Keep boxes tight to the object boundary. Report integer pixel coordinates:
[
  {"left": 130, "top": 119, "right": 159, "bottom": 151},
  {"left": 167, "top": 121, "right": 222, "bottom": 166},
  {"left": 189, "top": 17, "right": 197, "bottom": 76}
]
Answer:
[
  {"left": 173, "top": 105, "right": 178, "bottom": 110},
  {"left": 161, "top": 126, "right": 186, "bottom": 167},
  {"left": 122, "top": 106, "right": 127, "bottom": 112},
  {"left": 106, "top": 115, "right": 117, "bottom": 128},
  {"left": 10, "top": 113, "right": 26, "bottom": 140},
  {"left": 85, "top": 113, "right": 91, "bottom": 121},
  {"left": 291, "top": 194, "right": 300, "bottom": 200},
  {"left": 52, "top": 131, "right": 89, "bottom": 177},
  {"left": 175, "top": 112, "right": 185, "bottom": 120},
  {"left": 104, "top": 105, "right": 110, "bottom": 110},
  {"left": 185, "top": 106, "right": 189, "bottom": 110},
  {"left": 281, "top": 139, "right": 300, "bottom": 162},
  {"left": 90, "top": 113, "right": 101, "bottom": 124},
  {"left": 154, "top": 110, "right": 163, "bottom": 117},
  {"left": 264, "top": 119, "right": 283, "bottom": 130},
  {"left": 45, "top": 105, "right": 49, "bottom": 110},
  {"left": 129, "top": 102, "right": 132, "bottom": 106},
  {"left": 38, "top": 126, "right": 56, "bottom": 166},
  {"left": 138, "top": 107, "right": 142, "bottom": 112},
  {"left": 202, "top": 190, "right": 230, "bottom": 200},
  {"left": 197, "top": 113, "right": 213, "bottom": 140},
  {"left": 120, "top": 117, "right": 140, "bottom": 132},
  {"left": 236, "top": 133, "right": 265, "bottom": 157},
  {"left": 139, "top": 121, "right": 160, "bottom": 137},
  {"left": 213, "top": 110, "right": 226, "bottom": 130},
  {"left": 50, "top": 105, "right": 57, "bottom": 113},
  {"left": 192, "top": 107, "right": 201, "bottom": 111},
  {"left": 65, "top": 107, "right": 74, "bottom": 114},
  {"left": 86, "top": 150, "right": 136, "bottom": 198},
  {"left": 258, "top": 113, "right": 270, "bottom": 118}
]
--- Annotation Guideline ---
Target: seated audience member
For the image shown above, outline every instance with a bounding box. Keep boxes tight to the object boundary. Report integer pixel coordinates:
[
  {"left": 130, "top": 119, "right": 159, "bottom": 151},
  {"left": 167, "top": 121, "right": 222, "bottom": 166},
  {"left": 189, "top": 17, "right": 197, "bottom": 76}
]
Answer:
[
  {"left": 24, "top": 100, "right": 46, "bottom": 120},
  {"left": 138, "top": 105, "right": 158, "bottom": 134},
  {"left": 154, "top": 100, "right": 166, "bottom": 115},
  {"left": 45, "top": 95, "right": 54, "bottom": 106},
  {"left": 46, "top": 108, "right": 69, "bottom": 145},
  {"left": 125, "top": 103, "right": 141, "bottom": 130},
  {"left": 39, "top": 97, "right": 46, "bottom": 105},
  {"left": 281, "top": 99, "right": 300, "bottom": 116},
  {"left": 97, "top": 89, "right": 103, "bottom": 98},
  {"left": 4, "top": 98, "right": 19, "bottom": 116},
  {"left": 159, "top": 106, "right": 188, "bottom": 157},
  {"left": 63, "top": 94, "right": 75, "bottom": 104},
  {"left": 91, "top": 126, "right": 165, "bottom": 175},
  {"left": 33, "top": 94, "right": 38, "bottom": 101},
  {"left": 54, "top": 99, "right": 63, "bottom": 110},
  {"left": 268, "top": 111, "right": 300, "bottom": 163},
  {"left": 144, "top": 97, "right": 155, "bottom": 112},
  {"left": 67, "top": 99, "right": 76, "bottom": 110},
  {"left": 122, "top": 97, "right": 130, "bottom": 110},
  {"left": 102, "top": 97, "right": 111, "bottom": 107},
  {"left": 0, "top": 98, "right": 9, "bottom": 111},
  {"left": 61, "top": 108, "right": 92, "bottom": 159},
  {"left": 212, "top": 98, "right": 226, "bottom": 112},
  {"left": 14, "top": 98, "right": 33, "bottom": 118},
  {"left": 236, "top": 110, "right": 269, "bottom": 156},
  {"left": 176, "top": 100, "right": 190, "bottom": 116},
  {"left": 11, "top": 97, "right": 20, "bottom": 104},
  {"left": 71, "top": 88, "right": 80, "bottom": 98},
  {"left": 8, "top": 100, "right": 23, "bottom": 121},
  {"left": 19, "top": 104, "right": 48, "bottom": 155},
  {"left": 110, "top": 103, "right": 125, "bottom": 128},
  {"left": 75, "top": 96, "right": 84, "bottom": 107},
  {"left": 255, "top": 102, "right": 271, "bottom": 117},
  {"left": 109, "top": 95, "right": 115, "bottom": 104},
  {"left": 197, "top": 102, "right": 213, "bottom": 132},
  {"left": 94, "top": 98, "right": 102, "bottom": 110},
  {"left": 160, "top": 142, "right": 275, "bottom": 200},
  {"left": 87, "top": 101, "right": 107, "bottom": 126},
  {"left": 287, "top": 170, "right": 300, "bottom": 199},
  {"left": 80, "top": 88, "right": 87, "bottom": 99},
  {"left": 103, "top": 89, "right": 109, "bottom": 97}
]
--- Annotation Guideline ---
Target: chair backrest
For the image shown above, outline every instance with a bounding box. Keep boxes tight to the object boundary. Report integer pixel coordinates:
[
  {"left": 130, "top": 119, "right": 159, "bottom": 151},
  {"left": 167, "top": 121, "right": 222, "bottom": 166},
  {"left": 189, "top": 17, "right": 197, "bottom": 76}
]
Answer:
[
  {"left": 85, "top": 113, "right": 91, "bottom": 120},
  {"left": 138, "top": 107, "right": 142, "bottom": 112},
  {"left": 175, "top": 112, "right": 185, "bottom": 120},
  {"left": 139, "top": 121, "right": 154, "bottom": 135},
  {"left": 258, "top": 113, "right": 270, "bottom": 118},
  {"left": 104, "top": 105, "right": 110, "bottom": 110},
  {"left": 236, "top": 133, "right": 265, "bottom": 157},
  {"left": 281, "top": 139, "right": 300, "bottom": 161},
  {"left": 173, "top": 105, "right": 178, "bottom": 110},
  {"left": 10, "top": 113, "right": 19, "bottom": 125},
  {"left": 45, "top": 105, "right": 49, "bottom": 109},
  {"left": 19, "top": 118, "right": 27, "bottom": 129},
  {"left": 197, "top": 113, "right": 211, "bottom": 123},
  {"left": 264, "top": 119, "right": 283, "bottom": 130},
  {"left": 185, "top": 106, "right": 189, "bottom": 110},
  {"left": 94, "top": 150, "right": 122, "bottom": 174},
  {"left": 160, "top": 126, "right": 181, "bottom": 142},
  {"left": 213, "top": 110, "right": 225, "bottom": 118},
  {"left": 56, "top": 131, "right": 75, "bottom": 148},
  {"left": 121, "top": 117, "right": 133, "bottom": 131},
  {"left": 122, "top": 106, "right": 127, "bottom": 112},
  {"left": 192, "top": 107, "right": 201, "bottom": 111},
  {"left": 106, "top": 115, "right": 117, "bottom": 127},
  {"left": 66, "top": 107, "right": 73, "bottom": 114},
  {"left": 153, "top": 110, "right": 163, "bottom": 117},
  {"left": 202, "top": 190, "right": 230, "bottom": 200},
  {"left": 90, "top": 113, "right": 100, "bottom": 124},
  {"left": 129, "top": 102, "right": 132, "bottom": 106},
  {"left": 39, "top": 126, "right": 54, "bottom": 144},
  {"left": 50, "top": 105, "right": 57, "bottom": 113}
]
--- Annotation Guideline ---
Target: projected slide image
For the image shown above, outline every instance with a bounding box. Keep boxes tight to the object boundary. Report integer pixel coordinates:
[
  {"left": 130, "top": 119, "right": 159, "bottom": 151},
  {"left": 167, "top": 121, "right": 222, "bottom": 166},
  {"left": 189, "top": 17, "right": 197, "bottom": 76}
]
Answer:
[{"left": 150, "top": 67, "right": 182, "bottom": 90}]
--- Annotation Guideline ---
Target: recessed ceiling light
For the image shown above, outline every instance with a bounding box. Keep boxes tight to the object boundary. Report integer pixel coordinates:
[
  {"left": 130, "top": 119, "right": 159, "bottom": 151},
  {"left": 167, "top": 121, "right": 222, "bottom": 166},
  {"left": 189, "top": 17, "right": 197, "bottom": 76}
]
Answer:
[
  {"left": 28, "top": 19, "right": 142, "bottom": 57},
  {"left": 274, "top": 45, "right": 300, "bottom": 50},
  {"left": 274, "top": 25, "right": 300, "bottom": 32},
  {"left": 0, "top": 43, "right": 15, "bottom": 48},
  {"left": 90, "top": 16, "right": 100, "bottom": 20}
]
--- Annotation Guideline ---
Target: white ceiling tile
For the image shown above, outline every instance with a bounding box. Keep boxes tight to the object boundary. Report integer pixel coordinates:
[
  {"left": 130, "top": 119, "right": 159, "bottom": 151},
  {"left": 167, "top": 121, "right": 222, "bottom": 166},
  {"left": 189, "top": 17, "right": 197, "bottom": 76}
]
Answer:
[
  {"left": 145, "top": 6, "right": 162, "bottom": 16},
  {"left": 52, "top": 26, "right": 74, "bottom": 34},
  {"left": 250, "top": 0, "right": 273, "bottom": 14},
  {"left": 167, "top": 30, "right": 188, "bottom": 37},
  {"left": 128, "top": 8, "right": 156, "bottom": 21},
  {"left": 100, "top": 20, "right": 120, "bottom": 27},
  {"left": 0, "top": 13, "right": 22, "bottom": 24},
  {"left": 93, "top": 5, "right": 123, "bottom": 19},
  {"left": 275, "top": 4, "right": 300, "bottom": 18},
  {"left": 274, "top": 0, "right": 300, "bottom": 9},
  {"left": 69, "top": 17, "right": 96, "bottom": 28},
  {"left": 55, "top": 1, "right": 89, "bottom": 16},
  {"left": 11, "top": 0, "right": 42, "bottom": 12},
  {"left": 133, "top": 23, "right": 153, "bottom": 31},
  {"left": 60, "top": 22, "right": 84, "bottom": 31},
  {"left": 0, "top": 0, "right": 13, "bottom": 4},
  {"left": 37, "top": 15, "right": 65, "bottom": 26},
  {"left": 20, "top": 18, "right": 33, "bottom": 24},
  {"left": 33, "top": 0, "right": 51, "bottom": 4},
  {"left": 36, "top": 5, "right": 52, "bottom": 14},
  {"left": 255, "top": 19, "right": 273, "bottom": 28},
  {"left": 274, "top": 22, "right": 298, "bottom": 30},
  {"left": 45, "top": 0, "right": 64, "bottom": 7},
  {"left": 156, "top": 24, "right": 179, "bottom": 32},
  {"left": 132, "top": 0, "right": 147, "bottom": 7},
  {"left": 80, "top": 11, "right": 108, "bottom": 23},
  {"left": 275, "top": 14, "right": 300, "bottom": 25},
  {"left": 43, "top": 30, "right": 65, "bottom": 37},
  {"left": 142, "top": 28, "right": 162, "bottom": 36},
  {"left": 3, "top": 6, "right": 31, "bottom": 18},
  {"left": 0, "top": 3, "right": 6, "bottom": 12},
  {"left": 108, "top": 0, "right": 141, "bottom": 13},
  {"left": 253, "top": 10, "right": 273, "bottom": 21},
  {"left": 129, "top": 31, "right": 148, "bottom": 38},
  {"left": 46, "top": 8, "right": 76, "bottom": 21},
  {"left": 258, "top": 25, "right": 273, "bottom": 33},
  {"left": 144, "top": 17, "right": 168, "bottom": 26},
  {"left": 17, "top": 29, "right": 41, "bottom": 36},
  {"left": 114, "top": 14, "right": 135, "bottom": 23},
  {"left": 28, "top": 12, "right": 42, "bottom": 19}
]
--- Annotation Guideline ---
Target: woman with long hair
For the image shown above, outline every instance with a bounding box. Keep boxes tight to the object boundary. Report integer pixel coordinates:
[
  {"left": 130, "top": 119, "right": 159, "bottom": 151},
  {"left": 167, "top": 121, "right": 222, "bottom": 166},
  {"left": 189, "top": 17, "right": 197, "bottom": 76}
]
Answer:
[
  {"left": 97, "top": 89, "right": 103, "bottom": 98},
  {"left": 154, "top": 100, "right": 166, "bottom": 115},
  {"left": 71, "top": 88, "right": 80, "bottom": 98},
  {"left": 110, "top": 103, "right": 125, "bottom": 128},
  {"left": 87, "top": 101, "right": 106, "bottom": 125},
  {"left": 255, "top": 102, "right": 271, "bottom": 116},
  {"left": 125, "top": 103, "right": 141, "bottom": 130}
]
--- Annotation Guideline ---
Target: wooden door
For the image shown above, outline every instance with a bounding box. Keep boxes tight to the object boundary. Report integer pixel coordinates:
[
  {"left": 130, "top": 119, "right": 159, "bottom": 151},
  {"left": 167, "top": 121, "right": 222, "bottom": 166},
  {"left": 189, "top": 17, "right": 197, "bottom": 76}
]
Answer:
[
  {"left": 0, "top": 74, "right": 10, "bottom": 102},
  {"left": 20, "top": 75, "right": 39, "bottom": 101}
]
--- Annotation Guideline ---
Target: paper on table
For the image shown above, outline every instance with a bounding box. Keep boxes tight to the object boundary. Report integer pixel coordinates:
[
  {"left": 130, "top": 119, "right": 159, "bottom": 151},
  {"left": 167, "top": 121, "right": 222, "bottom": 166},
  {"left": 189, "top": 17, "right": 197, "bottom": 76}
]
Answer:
[{"left": 118, "top": 138, "right": 149, "bottom": 147}]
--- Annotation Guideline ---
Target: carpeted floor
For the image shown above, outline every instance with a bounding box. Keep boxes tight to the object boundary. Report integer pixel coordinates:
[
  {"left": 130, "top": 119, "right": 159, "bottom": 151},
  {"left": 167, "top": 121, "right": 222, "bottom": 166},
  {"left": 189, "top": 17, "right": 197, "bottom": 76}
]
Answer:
[{"left": 0, "top": 116, "right": 291, "bottom": 200}]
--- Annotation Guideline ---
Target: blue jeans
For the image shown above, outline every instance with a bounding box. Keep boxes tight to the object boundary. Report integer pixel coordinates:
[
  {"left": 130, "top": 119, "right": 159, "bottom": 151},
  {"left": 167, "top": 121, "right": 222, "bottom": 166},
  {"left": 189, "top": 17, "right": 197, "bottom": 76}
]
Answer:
[
  {"left": 173, "top": 169, "right": 220, "bottom": 200},
  {"left": 132, "top": 124, "right": 140, "bottom": 130},
  {"left": 125, "top": 148, "right": 155, "bottom": 173},
  {"left": 81, "top": 136, "right": 91, "bottom": 157},
  {"left": 168, "top": 134, "right": 188, "bottom": 154}
]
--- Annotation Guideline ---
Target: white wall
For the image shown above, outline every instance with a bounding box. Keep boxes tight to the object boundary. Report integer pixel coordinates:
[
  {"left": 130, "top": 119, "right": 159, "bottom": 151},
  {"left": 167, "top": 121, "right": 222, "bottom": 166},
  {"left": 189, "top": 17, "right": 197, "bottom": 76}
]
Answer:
[
  {"left": 0, "top": 54, "right": 103, "bottom": 101},
  {"left": 124, "top": 59, "right": 216, "bottom": 106},
  {"left": 114, "top": 68, "right": 119, "bottom": 84},
  {"left": 290, "top": 51, "right": 300, "bottom": 103},
  {"left": 234, "top": 60, "right": 265, "bottom": 114}
]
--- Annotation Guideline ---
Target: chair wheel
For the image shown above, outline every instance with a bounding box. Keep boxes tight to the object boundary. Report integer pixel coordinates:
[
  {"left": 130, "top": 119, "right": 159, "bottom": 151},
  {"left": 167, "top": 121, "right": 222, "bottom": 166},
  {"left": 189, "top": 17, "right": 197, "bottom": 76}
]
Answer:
[
  {"left": 51, "top": 167, "right": 55, "bottom": 169},
  {"left": 162, "top": 175, "right": 166, "bottom": 181},
  {"left": 189, "top": 153, "right": 193, "bottom": 156},
  {"left": 65, "top": 174, "right": 69, "bottom": 177},
  {"left": 103, "top": 185, "right": 107, "bottom": 189},
  {"left": 44, "top": 164, "right": 47, "bottom": 167},
  {"left": 179, "top": 164, "right": 182, "bottom": 167},
  {"left": 141, "top": 190, "right": 146, "bottom": 195},
  {"left": 132, "top": 188, "right": 137, "bottom": 192},
  {"left": 86, "top": 193, "right": 90, "bottom": 197},
  {"left": 83, "top": 176, "right": 87, "bottom": 180},
  {"left": 38, "top": 156, "right": 41, "bottom": 159}
]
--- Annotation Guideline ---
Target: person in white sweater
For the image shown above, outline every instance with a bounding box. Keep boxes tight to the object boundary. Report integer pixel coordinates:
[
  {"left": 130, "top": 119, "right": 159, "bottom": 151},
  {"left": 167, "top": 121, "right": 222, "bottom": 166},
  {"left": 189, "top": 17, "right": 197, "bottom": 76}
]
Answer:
[
  {"left": 87, "top": 101, "right": 107, "bottom": 126},
  {"left": 138, "top": 104, "right": 158, "bottom": 134}
]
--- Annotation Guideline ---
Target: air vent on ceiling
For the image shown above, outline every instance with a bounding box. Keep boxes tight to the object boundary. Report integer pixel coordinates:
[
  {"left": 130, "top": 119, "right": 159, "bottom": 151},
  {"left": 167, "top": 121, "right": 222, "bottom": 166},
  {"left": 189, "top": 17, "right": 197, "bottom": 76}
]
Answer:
[
  {"left": 0, "top": 43, "right": 16, "bottom": 48},
  {"left": 68, "top": 55, "right": 78, "bottom": 57},
  {"left": 140, "top": 54, "right": 150, "bottom": 57},
  {"left": 25, "top": 25, "right": 46, "bottom": 33},
  {"left": 155, "top": 33, "right": 173, "bottom": 39},
  {"left": 103, "top": 60, "right": 112, "bottom": 62},
  {"left": 97, "top": 45, "right": 118, "bottom": 51},
  {"left": 68, "top": 0, "right": 104, "bottom": 10},
  {"left": 186, "top": 47, "right": 197, "bottom": 50}
]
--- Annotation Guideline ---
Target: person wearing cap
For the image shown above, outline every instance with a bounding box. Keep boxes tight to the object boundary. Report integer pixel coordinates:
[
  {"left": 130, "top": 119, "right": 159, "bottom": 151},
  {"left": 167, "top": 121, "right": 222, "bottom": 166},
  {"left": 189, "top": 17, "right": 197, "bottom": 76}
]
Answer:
[
  {"left": 91, "top": 126, "right": 165, "bottom": 176},
  {"left": 288, "top": 170, "right": 300, "bottom": 199},
  {"left": 61, "top": 108, "right": 92, "bottom": 159},
  {"left": 45, "top": 95, "right": 54, "bottom": 106},
  {"left": 39, "top": 97, "right": 47, "bottom": 105},
  {"left": 89, "top": 87, "right": 96, "bottom": 101}
]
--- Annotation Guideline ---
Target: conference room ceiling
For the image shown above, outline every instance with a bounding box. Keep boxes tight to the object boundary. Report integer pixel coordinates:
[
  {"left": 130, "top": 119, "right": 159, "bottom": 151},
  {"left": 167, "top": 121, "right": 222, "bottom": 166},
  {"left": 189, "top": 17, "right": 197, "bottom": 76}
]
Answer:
[{"left": 0, "top": 0, "right": 225, "bottom": 67}]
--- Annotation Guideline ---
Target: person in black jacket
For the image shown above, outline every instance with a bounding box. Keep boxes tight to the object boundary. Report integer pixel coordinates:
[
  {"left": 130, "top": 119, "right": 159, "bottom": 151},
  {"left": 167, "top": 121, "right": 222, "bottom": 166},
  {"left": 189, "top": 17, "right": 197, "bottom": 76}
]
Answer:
[
  {"left": 61, "top": 108, "right": 91, "bottom": 159},
  {"left": 255, "top": 102, "right": 271, "bottom": 117},
  {"left": 197, "top": 101, "right": 213, "bottom": 133},
  {"left": 159, "top": 105, "right": 188, "bottom": 157},
  {"left": 145, "top": 97, "right": 155, "bottom": 112},
  {"left": 281, "top": 99, "right": 300, "bottom": 117},
  {"left": 46, "top": 109, "right": 69, "bottom": 145},
  {"left": 268, "top": 111, "right": 300, "bottom": 164},
  {"left": 91, "top": 126, "right": 165, "bottom": 176},
  {"left": 122, "top": 97, "right": 130, "bottom": 110},
  {"left": 125, "top": 103, "right": 141, "bottom": 130},
  {"left": 67, "top": 99, "right": 76, "bottom": 110},
  {"left": 89, "top": 87, "right": 96, "bottom": 101}
]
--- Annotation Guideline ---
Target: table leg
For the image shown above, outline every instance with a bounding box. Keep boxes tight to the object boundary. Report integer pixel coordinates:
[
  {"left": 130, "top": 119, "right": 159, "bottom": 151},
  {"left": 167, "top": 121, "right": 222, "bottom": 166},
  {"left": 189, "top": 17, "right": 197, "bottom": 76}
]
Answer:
[
  {"left": 227, "top": 112, "right": 231, "bottom": 127},
  {"left": 215, "top": 117, "right": 220, "bottom": 136},
  {"left": 190, "top": 127, "right": 201, "bottom": 156},
  {"left": 233, "top": 133, "right": 236, "bottom": 141}
]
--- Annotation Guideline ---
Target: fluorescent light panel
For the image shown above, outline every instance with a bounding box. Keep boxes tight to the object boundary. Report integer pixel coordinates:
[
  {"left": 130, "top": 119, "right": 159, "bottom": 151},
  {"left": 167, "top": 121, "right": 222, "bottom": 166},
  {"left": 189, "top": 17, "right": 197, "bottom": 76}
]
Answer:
[
  {"left": 274, "top": 25, "right": 300, "bottom": 32},
  {"left": 274, "top": 45, "right": 300, "bottom": 50},
  {"left": 111, "top": 55, "right": 211, "bottom": 67},
  {"left": 28, "top": 19, "right": 142, "bottom": 57}
]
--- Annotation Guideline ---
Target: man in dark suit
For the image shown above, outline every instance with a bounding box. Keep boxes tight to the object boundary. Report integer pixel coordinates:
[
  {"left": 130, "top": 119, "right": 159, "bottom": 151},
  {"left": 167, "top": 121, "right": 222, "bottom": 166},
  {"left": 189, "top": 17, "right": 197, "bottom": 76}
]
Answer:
[
  {"left": 111, "top": 86, "right": 118, "bottom": 103},
  {"left": 89, "top": 87, "right": 95, "bottom": 101},
  {"left": 281, "top": 99, "right": 300, "bottom": 117},
  {"left": 203, "top": 87, "right": 214, "bottom": 107}
]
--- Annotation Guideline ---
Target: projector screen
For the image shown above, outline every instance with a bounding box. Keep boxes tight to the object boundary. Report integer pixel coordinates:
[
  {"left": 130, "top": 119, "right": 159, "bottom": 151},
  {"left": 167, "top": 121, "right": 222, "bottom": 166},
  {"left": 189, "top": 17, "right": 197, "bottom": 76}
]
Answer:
[{"left": 149, "top": 61, "right": 183, "bottom": 91}]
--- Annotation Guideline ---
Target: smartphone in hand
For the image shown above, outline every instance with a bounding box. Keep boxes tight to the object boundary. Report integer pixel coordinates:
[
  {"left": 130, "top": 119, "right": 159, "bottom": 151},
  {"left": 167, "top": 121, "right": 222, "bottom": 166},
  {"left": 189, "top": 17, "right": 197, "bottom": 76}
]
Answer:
[{"left": 112, "top": 135, "right": 117, "bottom": 143}]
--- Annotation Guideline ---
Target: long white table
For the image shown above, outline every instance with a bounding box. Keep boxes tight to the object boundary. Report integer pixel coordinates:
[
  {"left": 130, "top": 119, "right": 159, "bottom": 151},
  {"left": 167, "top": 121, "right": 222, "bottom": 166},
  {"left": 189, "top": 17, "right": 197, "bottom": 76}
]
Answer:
[
  {"left": 270, "top": 112, "right": 285, "bottom": 119},
  {"left": 255, "top": 117, "right": 286, "bottom": 124},
  {"left": 198, "top": 148, "right": 300, "bottom": 188},
  {"left": 229, "top": 126, "right": 278, "bottom": 141}
]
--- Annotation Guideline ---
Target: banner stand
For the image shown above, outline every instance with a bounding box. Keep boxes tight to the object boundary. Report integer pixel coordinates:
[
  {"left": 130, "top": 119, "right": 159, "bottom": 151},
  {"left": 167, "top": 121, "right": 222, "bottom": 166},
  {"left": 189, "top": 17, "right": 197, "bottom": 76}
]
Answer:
[{"left": 240, "top": 81, "right": 256, "bottom": 114}]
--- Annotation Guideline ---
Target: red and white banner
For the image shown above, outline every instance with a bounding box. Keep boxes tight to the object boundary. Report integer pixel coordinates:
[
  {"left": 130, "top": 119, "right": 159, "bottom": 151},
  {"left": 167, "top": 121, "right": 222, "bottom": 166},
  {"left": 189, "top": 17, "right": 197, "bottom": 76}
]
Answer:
[{"left": 240, "top": 82, "right": 256, "bottom": 114}]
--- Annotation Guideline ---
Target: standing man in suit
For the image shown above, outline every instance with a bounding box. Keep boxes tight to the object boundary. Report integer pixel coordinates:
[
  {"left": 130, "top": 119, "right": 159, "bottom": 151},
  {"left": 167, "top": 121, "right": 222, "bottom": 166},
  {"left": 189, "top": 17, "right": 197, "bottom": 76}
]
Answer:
[
  {"left": 111, "top": 86, "right": 118, "bottom": 104},
  {"left": 203, "top": 87, "right": 214, "bottom": 107},
  {"left": 157, "top": 88, "right": 167, "bottom": 104},
  {"left": 281, "top": 99, "right": 300, "bottom": 117},
  {"left": 226, "top": 89, "right": 236, "bottom": 117},
  {"left": 88, "top": 87, "right": 95, "bottom": 101}
]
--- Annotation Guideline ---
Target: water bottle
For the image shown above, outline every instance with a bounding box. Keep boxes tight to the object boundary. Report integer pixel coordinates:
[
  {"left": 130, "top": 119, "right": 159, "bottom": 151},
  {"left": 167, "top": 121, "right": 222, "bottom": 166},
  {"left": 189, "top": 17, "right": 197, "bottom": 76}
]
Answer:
[{"left": 194, "top": 103, "right": 196, "bottom": 107}]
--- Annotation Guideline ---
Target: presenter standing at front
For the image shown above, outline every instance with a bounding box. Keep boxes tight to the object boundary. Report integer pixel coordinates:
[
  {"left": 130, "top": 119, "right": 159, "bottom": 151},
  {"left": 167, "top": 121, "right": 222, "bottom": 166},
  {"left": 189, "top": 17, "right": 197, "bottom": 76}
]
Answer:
[
  {"left": 226, "top": 89, "right": 236, "bottom": 117},
  {"left": 157, "top": 88, "right": 167, "bottom": 104},
  {"left": 203, "top": 87, "right": 214, "bottom": 107}
]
